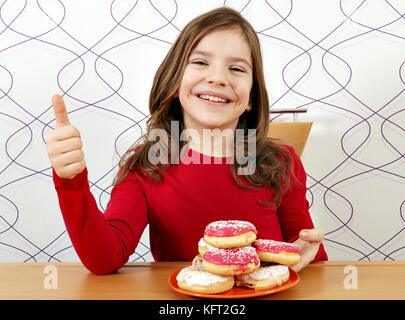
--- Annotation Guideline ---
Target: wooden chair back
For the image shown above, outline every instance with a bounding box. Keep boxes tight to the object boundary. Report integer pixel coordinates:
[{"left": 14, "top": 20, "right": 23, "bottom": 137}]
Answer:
[{"left": 267, "top": 122, "right": 313, "bottom": 157}]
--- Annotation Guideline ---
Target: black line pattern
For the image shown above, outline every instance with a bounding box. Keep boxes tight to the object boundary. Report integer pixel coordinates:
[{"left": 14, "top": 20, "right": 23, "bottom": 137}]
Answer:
[{"left": 0, "top": 0, "right": 404, "bottom": 263}]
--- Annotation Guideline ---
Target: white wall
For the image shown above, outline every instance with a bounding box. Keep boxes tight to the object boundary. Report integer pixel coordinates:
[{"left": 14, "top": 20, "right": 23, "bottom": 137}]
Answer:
[{"left": 0, "top": 0, "right": 404, "bottom": 263}]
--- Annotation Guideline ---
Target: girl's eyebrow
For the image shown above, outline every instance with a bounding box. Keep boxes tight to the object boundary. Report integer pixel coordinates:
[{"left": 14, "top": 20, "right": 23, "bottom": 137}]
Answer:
[{"left": 190, "top": 50, "right": 252, "bottom": 70}]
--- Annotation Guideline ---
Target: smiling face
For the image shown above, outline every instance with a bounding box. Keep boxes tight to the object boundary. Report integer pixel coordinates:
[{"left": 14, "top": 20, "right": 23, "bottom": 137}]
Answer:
[{"left": 178, "top": 27, "right": 253, "bottom": 134}]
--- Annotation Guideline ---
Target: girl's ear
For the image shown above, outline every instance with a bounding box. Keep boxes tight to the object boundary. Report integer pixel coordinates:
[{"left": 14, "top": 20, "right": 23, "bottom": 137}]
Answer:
[{"left": 246, "top": 104, "right": 252, "bottom": 112}]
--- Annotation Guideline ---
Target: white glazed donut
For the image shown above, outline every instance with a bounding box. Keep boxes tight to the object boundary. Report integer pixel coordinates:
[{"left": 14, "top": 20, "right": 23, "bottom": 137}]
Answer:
[
  {"left": 235, "top": 265, "right": 290, "bottom": 290},
  {"left": 176, "top": 266, "right": 235, "bottom": 294},
  {"left": 191, "top": 255, "right": 204, "bottom": 271},
  {"left": 198, "top": 237, "right": 216, "bottom": 257}
]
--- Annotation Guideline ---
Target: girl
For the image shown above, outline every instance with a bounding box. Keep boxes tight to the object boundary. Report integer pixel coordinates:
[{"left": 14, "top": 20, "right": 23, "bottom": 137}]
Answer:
[{"left": 47, "top": 7, "right": 327, "bottom": 275}]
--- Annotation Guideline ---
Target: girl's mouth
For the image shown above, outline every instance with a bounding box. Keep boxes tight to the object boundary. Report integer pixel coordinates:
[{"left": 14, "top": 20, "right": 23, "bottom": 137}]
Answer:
[{"left": 198, "top": 94, "right": 229, "bottom": 103}]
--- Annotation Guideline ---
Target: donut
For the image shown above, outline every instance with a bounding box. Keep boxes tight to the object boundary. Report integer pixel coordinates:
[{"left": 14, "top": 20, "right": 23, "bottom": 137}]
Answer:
[
  {"left": 198, "top": 237, "right": 215, "bottom": 257},
  {"left": 235, "top": 265, "right": 290, "bottom": 290},
  {"left": 203, "top": 220, "right": 257, "bottom": 248},
  {"left": 176, "top": 266, "right": 235, "bottom": 294},
  {"left": 191, "top": 255, "right": 204, "bottom": 271},
  {"left": 253, "top": 239, "right": 300, "bottom": 266},
  {"left": 202, "top": 246, "right": 260, "bottom": 276}
]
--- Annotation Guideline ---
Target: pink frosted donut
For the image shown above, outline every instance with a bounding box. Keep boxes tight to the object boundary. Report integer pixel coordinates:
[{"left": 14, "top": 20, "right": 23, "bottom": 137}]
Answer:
[
  {"left": 203, "top": 220, "right": 257, "bottom": 248},
  {"left": 202, "top": 246, "right": 260, "bottom": 276},
  {"left": 253, "top": 239, "right": 300, "bottom": 266}
]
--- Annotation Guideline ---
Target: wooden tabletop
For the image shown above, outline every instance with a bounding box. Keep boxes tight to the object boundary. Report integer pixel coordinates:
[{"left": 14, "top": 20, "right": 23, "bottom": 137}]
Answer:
[{"left": 0, "top": 261, "right": 404, "bottom": 300}]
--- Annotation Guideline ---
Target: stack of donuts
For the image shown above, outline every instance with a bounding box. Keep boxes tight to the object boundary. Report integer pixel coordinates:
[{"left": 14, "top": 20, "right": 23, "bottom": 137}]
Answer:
[{"left": 176, "top": 220, "right": 301, "bottom": 294}]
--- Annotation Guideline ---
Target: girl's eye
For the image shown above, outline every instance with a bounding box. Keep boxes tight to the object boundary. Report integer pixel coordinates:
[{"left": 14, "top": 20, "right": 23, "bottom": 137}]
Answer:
[
  {"left": 192, "top": 60, "right": 207, "bottom": 66},
  {"left": 231, "top": 67, "right": 244, "bottom": 72}
]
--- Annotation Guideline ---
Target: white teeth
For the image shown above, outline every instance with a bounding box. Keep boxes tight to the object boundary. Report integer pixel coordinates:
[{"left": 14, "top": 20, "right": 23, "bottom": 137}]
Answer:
[{"left": 199, "top": 95, "right": 228, "bottom": 103}]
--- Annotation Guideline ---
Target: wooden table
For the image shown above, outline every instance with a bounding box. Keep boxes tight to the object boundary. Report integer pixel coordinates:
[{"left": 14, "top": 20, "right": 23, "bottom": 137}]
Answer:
[{"left": 0, "top": 261, "right": 404, "bottom": 300}]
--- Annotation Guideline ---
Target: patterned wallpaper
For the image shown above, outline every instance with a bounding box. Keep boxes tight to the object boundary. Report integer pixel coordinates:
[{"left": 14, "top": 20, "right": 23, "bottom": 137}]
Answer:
[{"left": 0, "top": 0, "right": 404, "bottom": 263}]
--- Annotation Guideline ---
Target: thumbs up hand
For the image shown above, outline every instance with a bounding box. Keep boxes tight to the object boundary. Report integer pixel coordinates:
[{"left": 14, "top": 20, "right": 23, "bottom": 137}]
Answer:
[{"left": 46, "top": 95, "right": 86, "bottom": 179}]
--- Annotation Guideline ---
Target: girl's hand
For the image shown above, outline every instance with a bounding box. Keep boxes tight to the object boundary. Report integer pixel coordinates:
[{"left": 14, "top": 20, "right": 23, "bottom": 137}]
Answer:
[
  {"left": 46, "top": 95, "right": 86, "bottom": 179},
  {"left": 291, "top": 228, "right": 324, "bottom": 272}
]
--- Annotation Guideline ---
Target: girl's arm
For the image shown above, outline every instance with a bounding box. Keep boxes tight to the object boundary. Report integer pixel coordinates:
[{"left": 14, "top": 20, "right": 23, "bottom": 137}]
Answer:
[
  {"left": 53, "top": 167, "right": 149, "bottom": 275},
  {"left": 47, "top": 95, "right": 148, "bottom": 274},
  {"left": 277, "top": 146, "right": 328, "bottom": 264}
]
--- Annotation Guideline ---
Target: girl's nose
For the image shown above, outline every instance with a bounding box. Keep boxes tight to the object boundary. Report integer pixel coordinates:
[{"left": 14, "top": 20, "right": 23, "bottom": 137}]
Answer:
[{"left": 206, "top": 67, "right": 227, "bottom": 87}]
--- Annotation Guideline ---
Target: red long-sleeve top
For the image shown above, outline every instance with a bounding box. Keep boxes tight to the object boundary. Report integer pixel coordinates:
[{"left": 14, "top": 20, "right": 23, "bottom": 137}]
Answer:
[{"left": 53, "top": 146, "right": 327, "bottom": 274}]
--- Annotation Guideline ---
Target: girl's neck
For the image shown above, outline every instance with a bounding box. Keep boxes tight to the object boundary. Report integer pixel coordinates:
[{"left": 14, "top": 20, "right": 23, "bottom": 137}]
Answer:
[{"left": 186, "top": 127, "right": 235, "bottom": 158}]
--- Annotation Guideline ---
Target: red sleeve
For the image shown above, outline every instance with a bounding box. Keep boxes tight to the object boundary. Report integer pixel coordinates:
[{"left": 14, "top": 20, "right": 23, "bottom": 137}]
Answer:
[
  {"left": 53, "top": 168, "right": 149, "bottom": 274},
  {"left": 277, "top": 147, "right": 328, "bottom": 262}
]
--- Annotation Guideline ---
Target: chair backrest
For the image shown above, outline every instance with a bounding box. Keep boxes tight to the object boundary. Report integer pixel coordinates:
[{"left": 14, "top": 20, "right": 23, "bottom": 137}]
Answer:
[{"left": 267, "top": 122, "right": 313, "bottom": 157}]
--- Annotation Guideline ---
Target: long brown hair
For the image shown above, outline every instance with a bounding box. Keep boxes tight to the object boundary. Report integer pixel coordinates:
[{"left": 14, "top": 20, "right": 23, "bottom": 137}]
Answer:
[{"left": 114, "top": 7, "right": 294, "bottom": 206}]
